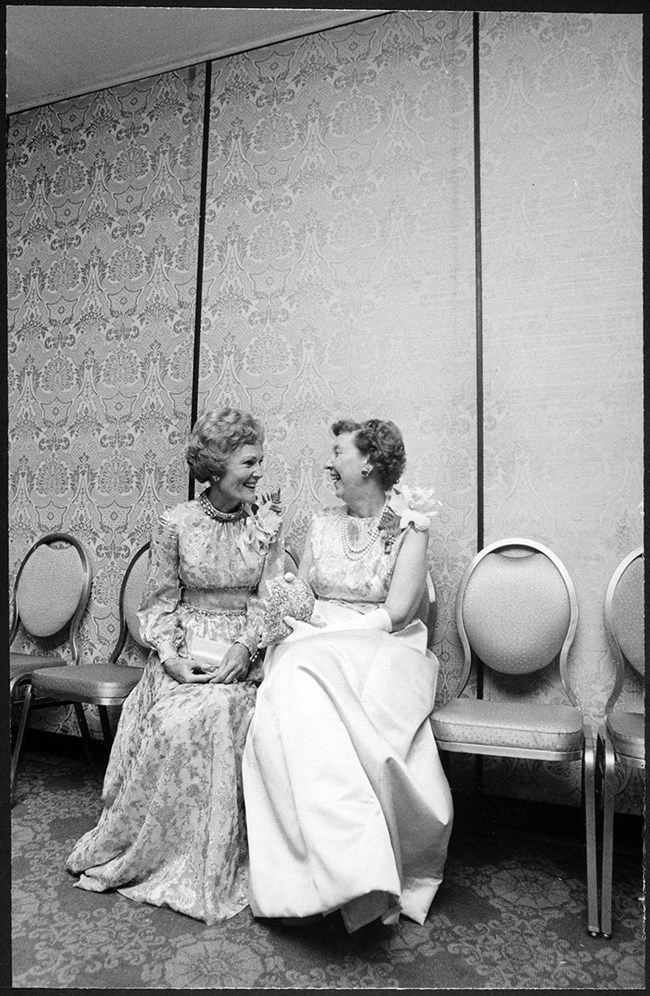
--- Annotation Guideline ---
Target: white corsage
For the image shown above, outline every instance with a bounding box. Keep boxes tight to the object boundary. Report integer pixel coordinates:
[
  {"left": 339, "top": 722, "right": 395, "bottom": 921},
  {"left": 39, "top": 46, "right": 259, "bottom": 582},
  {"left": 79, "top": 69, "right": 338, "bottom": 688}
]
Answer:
[
  {"left": 236, "top": 489, "right": 283, "bottom": 566},
  {"left": 376, "top": 484, "right": 440, "bottom": 554},
  {"left": 388, "top": 484, "right": 441, "bottom": 530}
]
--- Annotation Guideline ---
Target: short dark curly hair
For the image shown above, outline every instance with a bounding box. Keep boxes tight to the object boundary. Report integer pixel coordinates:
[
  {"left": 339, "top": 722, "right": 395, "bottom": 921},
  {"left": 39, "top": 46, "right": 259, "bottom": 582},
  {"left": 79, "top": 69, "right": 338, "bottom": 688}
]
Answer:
[
  {"left": 186, "top": 408, "right": 265, "bottom": 483},
  {"left": 331, "top": 417, "right": 406, "bottom": 489}
]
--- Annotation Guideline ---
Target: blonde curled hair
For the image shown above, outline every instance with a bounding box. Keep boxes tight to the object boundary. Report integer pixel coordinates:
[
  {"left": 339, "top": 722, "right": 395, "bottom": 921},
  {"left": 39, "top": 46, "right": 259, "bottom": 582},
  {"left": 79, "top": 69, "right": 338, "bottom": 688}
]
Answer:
[{"left": 186, "top": 408, "right": 264, "bottom": 483}]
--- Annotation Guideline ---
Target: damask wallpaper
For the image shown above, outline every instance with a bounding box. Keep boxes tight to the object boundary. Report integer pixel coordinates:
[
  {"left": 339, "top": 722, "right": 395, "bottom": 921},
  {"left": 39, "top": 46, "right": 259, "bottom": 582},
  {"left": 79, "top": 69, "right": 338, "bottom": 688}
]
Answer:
[
  {"left": 199, "top": 10, "right": 477, "bottom": 702},
  {"left": 7, "top": 11, "right": 643, "bottom": 810},
  {"left": 479, "top": 11, "right": 643, "bottom": 808},
  {"left": 7, "top": 66, "right": 206, "bottom": 734}
]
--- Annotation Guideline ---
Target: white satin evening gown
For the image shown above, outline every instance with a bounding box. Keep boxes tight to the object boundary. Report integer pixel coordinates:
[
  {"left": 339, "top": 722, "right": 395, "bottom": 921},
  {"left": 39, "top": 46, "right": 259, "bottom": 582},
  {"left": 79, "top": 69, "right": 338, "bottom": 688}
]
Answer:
[{"left": 242, "top": 506, "right": 453, "bottom": 929}]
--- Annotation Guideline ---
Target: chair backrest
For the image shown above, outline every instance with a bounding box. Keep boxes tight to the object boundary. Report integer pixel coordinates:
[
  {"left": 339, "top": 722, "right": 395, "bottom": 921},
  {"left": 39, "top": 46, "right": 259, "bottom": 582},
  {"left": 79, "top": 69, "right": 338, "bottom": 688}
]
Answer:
[
  {"left": 604, "top": 546, "right": 644, "bottom": 715},
  {"left": 10, "top": 533, "right": 93, "bottom": 665},
  {"left": 415, "top": 573, "right": 437, "bottom": 646},
  {"left": 453, "top": 538, "right": 579, "bottom": 702},
  {"left": 109, "top": 543, "right": 151, "bottom": 662},
  {"left": 284, "top": 548, "right": 299, "bottom": 575}
]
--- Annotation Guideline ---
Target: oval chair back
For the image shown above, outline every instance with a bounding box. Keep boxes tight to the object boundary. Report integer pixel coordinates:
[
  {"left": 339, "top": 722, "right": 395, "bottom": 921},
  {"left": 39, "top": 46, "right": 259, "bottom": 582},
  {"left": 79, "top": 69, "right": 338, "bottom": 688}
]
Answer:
[
  {"left": 604, "top": 546, "right": 644, "bottom": 715},
  {"left": 10, "top": 533, "right": 93, "bottom": 803},
  {"left": 431, "top": 537, "right": 598, "bottom": 937},
  {"left": 11, "top": 533, "right": 93, "bottom": 664},
  {"left": 599, "top": 546, "right": 644, "bottom": 939},
  {"left": 22, "top": 543, "right": 150, "bottom": 779},
  {"left": 284, "top": 548, "right": 299, "bottom": 575},
  {"left": 454, "top": 538, "right": 578, "bottom": 702},
  {"left": 415, "top": 573, "right": 437, "bottom": 647},
  {"left": 110, "top": 542, "right": 151, "bottom": 662}
]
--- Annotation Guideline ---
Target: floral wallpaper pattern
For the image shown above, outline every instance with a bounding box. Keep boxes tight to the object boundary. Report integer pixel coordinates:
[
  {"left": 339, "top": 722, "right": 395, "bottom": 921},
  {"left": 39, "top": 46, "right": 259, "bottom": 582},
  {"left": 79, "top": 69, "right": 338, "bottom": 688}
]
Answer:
[
  {"left": 479, "top": 11, "right": 643, "bottom": 808},
  {"left": 6, "top": 12, "right": 642, "bottom": 810},
  {"left": 7, "top": 67, "right": 206, "bottom": 735},
  {"left": 200, "top": 11, "right": 477, "bottom": 702}
]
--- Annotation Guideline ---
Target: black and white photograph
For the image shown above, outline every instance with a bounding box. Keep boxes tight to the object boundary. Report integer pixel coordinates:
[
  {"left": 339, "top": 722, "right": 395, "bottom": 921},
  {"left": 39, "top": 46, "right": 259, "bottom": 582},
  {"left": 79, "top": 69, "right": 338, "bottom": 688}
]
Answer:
[{"left": 5, "top": 3, "right": 644, "bottom": 990}]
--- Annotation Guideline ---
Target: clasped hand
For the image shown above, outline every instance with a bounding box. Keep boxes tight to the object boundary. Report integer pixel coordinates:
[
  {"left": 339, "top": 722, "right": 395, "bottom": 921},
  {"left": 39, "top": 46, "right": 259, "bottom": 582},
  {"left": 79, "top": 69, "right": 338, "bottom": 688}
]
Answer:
[{"left": 163, "top": 642, "right": 251, "bottom": 684}]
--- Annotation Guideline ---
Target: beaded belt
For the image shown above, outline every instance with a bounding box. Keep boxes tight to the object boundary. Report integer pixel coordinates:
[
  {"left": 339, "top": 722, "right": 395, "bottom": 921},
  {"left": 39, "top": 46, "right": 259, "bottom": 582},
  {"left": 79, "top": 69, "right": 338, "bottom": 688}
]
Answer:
[
  {"left": 182, "top": 586, "right": 254, "bottom": 615},
  {"left": 182, "top": 604, "right": 246, "bottom": 617}
]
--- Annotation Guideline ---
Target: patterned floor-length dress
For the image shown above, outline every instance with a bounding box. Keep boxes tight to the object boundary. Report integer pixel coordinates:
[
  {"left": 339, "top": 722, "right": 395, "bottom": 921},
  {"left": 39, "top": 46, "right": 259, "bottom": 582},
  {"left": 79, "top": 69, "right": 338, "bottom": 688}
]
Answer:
[
  {"left": 243, "top": 506, "right": 453, "bottom": 928},
  {"left": 66, "top": 498, "right": 285, "bottom": 924}
]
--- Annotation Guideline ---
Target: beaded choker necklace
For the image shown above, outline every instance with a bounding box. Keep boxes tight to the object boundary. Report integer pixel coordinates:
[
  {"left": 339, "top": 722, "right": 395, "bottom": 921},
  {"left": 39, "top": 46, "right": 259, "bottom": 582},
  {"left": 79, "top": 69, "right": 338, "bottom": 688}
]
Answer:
[
  {"left": 198, "top": 491, "right": 246, "bottom": 522},
  {"left": 340, "top": 499, "right": 389, "bottom": 559}
]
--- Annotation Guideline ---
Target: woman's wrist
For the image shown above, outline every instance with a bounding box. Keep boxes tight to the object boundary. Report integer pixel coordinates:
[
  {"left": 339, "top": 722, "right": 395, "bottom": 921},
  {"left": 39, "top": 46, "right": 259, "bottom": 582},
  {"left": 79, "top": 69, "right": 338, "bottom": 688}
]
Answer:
[
  {"left": 235, "top": 632, "right": 260, "bottom": 663},
  {"left": 235, "top": 640, "right": 259, "bottom": 667}
]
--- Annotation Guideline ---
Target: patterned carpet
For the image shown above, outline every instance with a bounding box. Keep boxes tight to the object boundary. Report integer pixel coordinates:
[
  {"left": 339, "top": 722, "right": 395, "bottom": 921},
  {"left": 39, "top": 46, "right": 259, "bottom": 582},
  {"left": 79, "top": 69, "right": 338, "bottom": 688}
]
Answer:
[{"left": 11, "top": 748, "right": 645, "bottom": 990}]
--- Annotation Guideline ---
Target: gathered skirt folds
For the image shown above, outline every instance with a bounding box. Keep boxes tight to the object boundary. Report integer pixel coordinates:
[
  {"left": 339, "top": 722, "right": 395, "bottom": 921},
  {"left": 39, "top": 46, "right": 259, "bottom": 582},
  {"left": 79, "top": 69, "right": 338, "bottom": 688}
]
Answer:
[
  {"left": 242, "top": 608, "right": 454, "bottom": 928},
  {"left": 66, "top": 643, "right": 258, "bottom": 925}
]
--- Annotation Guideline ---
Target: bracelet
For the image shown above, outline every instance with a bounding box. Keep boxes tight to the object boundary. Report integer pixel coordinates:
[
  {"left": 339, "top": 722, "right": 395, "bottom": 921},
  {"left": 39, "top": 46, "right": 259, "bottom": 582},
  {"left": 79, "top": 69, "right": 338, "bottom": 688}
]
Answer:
[{"left": 235, "top": 638, "right": 259, "bottom": 666}]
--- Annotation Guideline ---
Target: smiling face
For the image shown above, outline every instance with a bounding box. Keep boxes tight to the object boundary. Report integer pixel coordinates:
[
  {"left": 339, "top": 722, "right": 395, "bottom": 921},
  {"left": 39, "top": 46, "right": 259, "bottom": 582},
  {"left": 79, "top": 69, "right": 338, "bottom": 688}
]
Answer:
[
  {"left": 213, "top": 443, "right": 264, "bottom": 510},
  {"left": 324, "top": 432, "right": 367, "bottom": 503}
]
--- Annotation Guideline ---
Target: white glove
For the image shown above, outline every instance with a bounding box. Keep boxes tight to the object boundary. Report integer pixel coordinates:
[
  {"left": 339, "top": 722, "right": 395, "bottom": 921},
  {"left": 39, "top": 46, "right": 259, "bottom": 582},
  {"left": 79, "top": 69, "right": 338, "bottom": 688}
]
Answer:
[
  {"left": 282, "top": 615, "right": 327, "bottom": 640},
  {"left": 307, "top": 607, "right": 392, "bottom": 634},
  {"left": 348, "top": 607, "right": 392, "bottom": 631}
]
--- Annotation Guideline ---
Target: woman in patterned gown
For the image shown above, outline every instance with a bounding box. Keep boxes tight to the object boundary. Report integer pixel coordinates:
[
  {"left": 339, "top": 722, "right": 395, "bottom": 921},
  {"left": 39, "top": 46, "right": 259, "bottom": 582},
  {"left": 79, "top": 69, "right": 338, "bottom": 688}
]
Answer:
[
  {"left": 67, "top": 408, "right": 285, "bottom": 924},
  {"left": 243, "top": 418, "right": 453, "bottom": 933}
]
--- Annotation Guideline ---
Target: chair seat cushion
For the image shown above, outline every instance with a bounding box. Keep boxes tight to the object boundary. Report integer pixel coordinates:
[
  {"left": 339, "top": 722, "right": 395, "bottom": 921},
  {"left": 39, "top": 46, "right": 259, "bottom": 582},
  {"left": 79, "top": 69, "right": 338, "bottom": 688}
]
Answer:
[
  {"left": 32, "top": 663, "right": 144, "bottom": 702},
  {"left": 10, "top": 653, "right": 67, "bottom": 679},
  {"left": 607, "top": 711, "right": 645, "bottom": 761},
  {"left": 431, "top": 697, "right": 584, "bottom": 752}
]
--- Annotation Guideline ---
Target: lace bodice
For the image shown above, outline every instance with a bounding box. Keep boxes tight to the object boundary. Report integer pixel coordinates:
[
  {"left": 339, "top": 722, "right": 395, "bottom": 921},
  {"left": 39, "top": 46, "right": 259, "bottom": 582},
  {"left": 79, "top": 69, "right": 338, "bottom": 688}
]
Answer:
[
  {"left": 307, "top": 506, "right": 409, "bottom": 605},
  {"left": 138, "top": 499, "right": 285, "bottom": 661}
]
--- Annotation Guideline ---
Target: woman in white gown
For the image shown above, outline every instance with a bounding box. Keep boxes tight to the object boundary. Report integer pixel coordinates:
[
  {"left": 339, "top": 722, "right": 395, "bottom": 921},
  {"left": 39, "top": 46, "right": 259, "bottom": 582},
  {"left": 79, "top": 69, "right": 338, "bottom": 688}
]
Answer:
[{"left": 242, "top": 418, "right": 453, "bottom": 933}]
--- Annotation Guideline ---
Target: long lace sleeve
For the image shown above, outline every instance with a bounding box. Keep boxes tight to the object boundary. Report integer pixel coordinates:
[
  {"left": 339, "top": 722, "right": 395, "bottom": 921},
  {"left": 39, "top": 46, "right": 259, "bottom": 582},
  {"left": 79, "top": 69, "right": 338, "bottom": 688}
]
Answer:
[
  {"left": 137, "top": 510, "right": 182, "bottom": 662},
  {"left": 238, "top": 519, "right": 287, "bottom": 655}
]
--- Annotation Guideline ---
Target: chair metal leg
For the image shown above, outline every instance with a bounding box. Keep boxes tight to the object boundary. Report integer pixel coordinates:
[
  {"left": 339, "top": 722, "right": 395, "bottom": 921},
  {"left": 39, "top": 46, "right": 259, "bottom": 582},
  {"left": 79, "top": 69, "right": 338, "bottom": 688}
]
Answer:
[
  {"left": 582, "top": 727, "right": 600, "bottom": 937},
  {"left": 600, "top": 735, "right": 617, "bottom": 939},
  {"left": 98, "top": 705, "right": 113, "bottom": 750},
  {"left": 11, "top": 682, "right": 33, "bottom": 805},
  {"left": 73, "top": 702, "right": 94, "bottom": 762},
  {"left": 474, "top": 754, "right": 484, "bottom": 797}
]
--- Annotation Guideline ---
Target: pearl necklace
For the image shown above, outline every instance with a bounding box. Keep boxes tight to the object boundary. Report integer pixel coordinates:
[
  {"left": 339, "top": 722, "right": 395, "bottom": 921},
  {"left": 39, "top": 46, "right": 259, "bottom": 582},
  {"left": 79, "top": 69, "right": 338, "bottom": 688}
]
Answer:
[
  {"left": 340, "top": 500, "right": 389, "bottom": 560},
  {"left": 198, "top": 491, "right": 246, "bottom": 522}
]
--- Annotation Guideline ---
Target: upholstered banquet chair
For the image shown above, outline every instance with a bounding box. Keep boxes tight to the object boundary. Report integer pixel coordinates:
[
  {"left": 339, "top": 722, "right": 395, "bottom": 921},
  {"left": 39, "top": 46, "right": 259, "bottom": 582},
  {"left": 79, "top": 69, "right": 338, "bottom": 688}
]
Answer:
[
  {"left": 417, "top": 573, "right": 437, "bottom": 648},
  {"left": 10, "top": 533, "right": 93, "bottom": 802},
  {"left": 598, "top": 546, "right": 644, "bottom": 939},
  {"left": 284, "top": 548, "right": 299, "bottom": 575},
  {"left": 16, "top": 543, "right": 150, "bottom": 778},
  {"left": 430, "top": 538, "right": 599, "bottom": 937}
]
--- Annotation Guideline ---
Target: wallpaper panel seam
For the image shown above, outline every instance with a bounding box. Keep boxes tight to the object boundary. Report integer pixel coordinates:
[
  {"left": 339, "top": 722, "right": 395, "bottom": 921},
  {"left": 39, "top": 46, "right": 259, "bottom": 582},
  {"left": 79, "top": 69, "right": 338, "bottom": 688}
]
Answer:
[{"left": 189, "top": 59, "right": 213, "bottom": 501}]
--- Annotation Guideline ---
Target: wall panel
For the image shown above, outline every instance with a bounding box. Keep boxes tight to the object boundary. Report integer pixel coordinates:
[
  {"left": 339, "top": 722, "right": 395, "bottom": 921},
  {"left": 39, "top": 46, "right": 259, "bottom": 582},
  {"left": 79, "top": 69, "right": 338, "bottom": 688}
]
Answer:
[
  {"left": 199, "top": 10, "right": 478, "bottom": 697},
  {"left": 7, "top": 67, "right": 205, "bottom": 735},
  {"left": 479, "top": 11, "right": 643, "bottom": 807}
]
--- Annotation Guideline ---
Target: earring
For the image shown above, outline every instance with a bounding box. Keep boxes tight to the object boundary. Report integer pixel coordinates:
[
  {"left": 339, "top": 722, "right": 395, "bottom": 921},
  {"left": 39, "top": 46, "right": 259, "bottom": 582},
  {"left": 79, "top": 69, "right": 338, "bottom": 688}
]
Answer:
[
  {"left": 212, "top": 476, "right": 220, "bottom": 484},
  {"left": 361, "top": 465, "right": 371, "bottom": 478}
]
